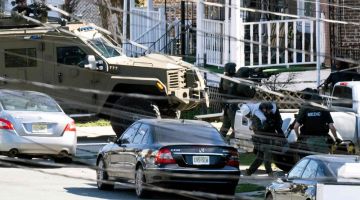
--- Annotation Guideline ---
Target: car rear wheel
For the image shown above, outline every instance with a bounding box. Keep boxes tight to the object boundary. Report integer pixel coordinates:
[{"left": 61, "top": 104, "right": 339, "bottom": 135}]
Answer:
[
  {"left": 135, "top": 166, "right": 150, "bottom": 198},
  {"left": 97, "top": 158, "right": 114, "bottom": 190},
  {"left": 110, "top": 97, "right": 160, "bottom": 138}
]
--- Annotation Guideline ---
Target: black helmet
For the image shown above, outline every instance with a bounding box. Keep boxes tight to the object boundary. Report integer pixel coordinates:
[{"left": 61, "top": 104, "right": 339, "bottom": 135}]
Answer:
[
  {"left": 259, "top": 102, "right": 273, "bottom": 111},
  {"left": 224, "top": 62, "right": 236, "bottom": 76},
  {"left": 302, "top": 88, "right": 319, "bottom": 100}
]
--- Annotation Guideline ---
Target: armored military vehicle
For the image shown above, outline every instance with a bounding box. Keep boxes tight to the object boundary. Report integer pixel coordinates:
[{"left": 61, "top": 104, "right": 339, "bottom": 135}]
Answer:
[{"left": 0, "top": 3, "right": 209, "bottom": 136}]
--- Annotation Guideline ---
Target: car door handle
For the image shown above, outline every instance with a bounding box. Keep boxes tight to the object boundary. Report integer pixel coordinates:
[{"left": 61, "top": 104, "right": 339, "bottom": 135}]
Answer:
[{"left": 58, "top": 72, "right": 63, "bottom": 83}]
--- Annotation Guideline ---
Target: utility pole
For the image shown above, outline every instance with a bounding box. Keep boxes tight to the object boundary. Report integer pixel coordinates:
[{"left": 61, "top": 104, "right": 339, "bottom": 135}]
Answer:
[{"left": 316, "top": 0, "right": 321, "bottom": 87}]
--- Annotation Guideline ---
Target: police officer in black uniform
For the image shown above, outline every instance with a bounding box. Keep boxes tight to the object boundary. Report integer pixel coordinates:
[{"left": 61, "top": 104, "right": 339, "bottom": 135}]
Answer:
[
  {"left": 11, "top": 0, "right": 31, "bottom": 16},
  {"left": 294, "top": 90, "right": 342, "bottom": 155},
  {"left": 219, "top": 63, "right": 238, "bottom": 139}
]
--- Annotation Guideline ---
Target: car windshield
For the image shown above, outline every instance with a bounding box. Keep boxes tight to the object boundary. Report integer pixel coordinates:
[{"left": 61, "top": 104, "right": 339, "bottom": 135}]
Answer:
[
  {"left": 0, "top": 91, "right": 62, "bottom": 112},
  {"left": 154, "top": 124, "right": 226, "bottom": 144},
  {"left": 88, "top": 37, "right": 121, "bottom": 58}
]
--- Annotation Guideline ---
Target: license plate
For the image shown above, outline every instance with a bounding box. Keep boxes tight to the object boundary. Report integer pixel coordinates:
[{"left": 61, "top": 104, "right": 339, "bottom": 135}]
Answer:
[
  {"left": 193, "top": 156, "right": 210, "bottom": 165},
  {"left": 32, "top": 124, "right": 48, "bottom": 133}
]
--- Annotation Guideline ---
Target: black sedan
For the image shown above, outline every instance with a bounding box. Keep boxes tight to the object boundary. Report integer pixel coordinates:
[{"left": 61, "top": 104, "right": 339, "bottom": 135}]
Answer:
[
  {"left": 96, "top": 119, "right": 240, "bottom": 198},
  {"left": 265, "top": 155, "right": 360, "bottom": 200}
]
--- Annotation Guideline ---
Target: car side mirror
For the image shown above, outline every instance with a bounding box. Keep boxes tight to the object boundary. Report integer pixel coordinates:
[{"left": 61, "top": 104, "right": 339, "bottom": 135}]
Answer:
[
  {"left": 84, "top": 55, "right": 97, "bottom": 70},
  {"left": 107, "top": 136, "right": 117, "bottom": 143}
]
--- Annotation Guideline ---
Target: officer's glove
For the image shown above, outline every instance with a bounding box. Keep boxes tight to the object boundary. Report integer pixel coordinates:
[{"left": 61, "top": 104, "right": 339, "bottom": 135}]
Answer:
[{"left": 335, "top": 138, "right": 343, "bottom": 145}]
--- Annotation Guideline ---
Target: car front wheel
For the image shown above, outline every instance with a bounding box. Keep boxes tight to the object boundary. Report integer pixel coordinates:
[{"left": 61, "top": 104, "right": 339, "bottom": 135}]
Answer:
[{"left": 97, "top": 158, "right": 114, "bottom": 190}]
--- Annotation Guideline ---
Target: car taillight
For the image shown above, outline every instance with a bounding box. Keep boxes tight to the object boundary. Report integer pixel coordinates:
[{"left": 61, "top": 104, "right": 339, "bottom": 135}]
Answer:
[
  {"left": 0, "top": 118, "right": 14, "bottom": 130},
  {"left": 64, "top": 120, "right": 76, "bottom": 132},
  {"left": 155, "top": 148, "right": 176, "bottom": 165},
  {"left": 340, "top": 82, "right": 348, "bottom": 86},
  {"left": 226, "top": 149, "right": 239, "bottom": 168}
]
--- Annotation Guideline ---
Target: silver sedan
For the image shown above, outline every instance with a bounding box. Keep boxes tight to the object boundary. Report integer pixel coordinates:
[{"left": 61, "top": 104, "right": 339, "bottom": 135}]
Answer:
[{"left": 0, "top": 90, "right": 76, "bottom": 162}]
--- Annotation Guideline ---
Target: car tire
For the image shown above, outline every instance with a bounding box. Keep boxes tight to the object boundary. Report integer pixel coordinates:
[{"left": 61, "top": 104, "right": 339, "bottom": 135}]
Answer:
[
  {"left": 265, "top": 193, "right": 273, "bottom": 200},
  {"left": 54, "top": 151, "right": 73, "bottom": 164},
  {"left": 135, "top": 166, "right": 150, "bottom": 198},
  {"left": 110, "top": 97, "right": 160, "bottom": 138},
  {"left": 96, "top": 158, "right": 114, "bottom": 190}
]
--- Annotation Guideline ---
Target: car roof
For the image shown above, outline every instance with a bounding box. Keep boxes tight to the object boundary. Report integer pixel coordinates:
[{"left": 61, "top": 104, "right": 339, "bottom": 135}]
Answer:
[
  {"left": 137, "top": 119, "right": 215, "bottom": 129},
  {"left": 0, "top": 89, "right": 50, "bottom": 98},
  {"left": 307, "top": 155, "right": 360, "bottom": 164}
]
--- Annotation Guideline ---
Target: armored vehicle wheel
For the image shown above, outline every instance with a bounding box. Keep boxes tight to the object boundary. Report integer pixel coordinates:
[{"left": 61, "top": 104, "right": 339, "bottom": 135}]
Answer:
[{"left": 110, "top": 97, "right": 160, "bottom": 137}]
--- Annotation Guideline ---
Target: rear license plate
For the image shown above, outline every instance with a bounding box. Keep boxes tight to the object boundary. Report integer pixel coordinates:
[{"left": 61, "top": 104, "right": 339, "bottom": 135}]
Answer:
[
  {"left": 193, "top": 156, "right": 210, "bottom": 165},
  {"left": 32, "top": 124, "right": 48, "bottom": 133}
]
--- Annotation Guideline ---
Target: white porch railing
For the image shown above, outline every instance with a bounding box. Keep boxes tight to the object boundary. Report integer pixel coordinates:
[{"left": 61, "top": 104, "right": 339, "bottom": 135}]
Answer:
[
  {"left": 243, "top": 19, "right": 316, "bottom": 68},
  {"left": 123, "top": 6, "right": 166, "bottom": 56},
  {"left": 202, "top": 19, "right": 225, "bottom": 67}
]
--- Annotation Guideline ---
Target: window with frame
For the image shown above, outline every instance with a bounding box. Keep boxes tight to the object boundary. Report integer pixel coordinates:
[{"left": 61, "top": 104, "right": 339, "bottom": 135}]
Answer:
[
  {"left": 5, "top": 48, "right": 37, "bottom": 68},
  {"left": 302, "top": 160, "right": 319, "bottom": 179},
  {"left": 133, "top": 124, "right": 150, "bottom": 144},
  {"left": 119, "top": 123, "right": 141, "bottom": 144},
  {"left": 288, "top": 159, "right": 309, "bottom": 179},
  {"left": 57, "top": 46, "right": 87, "bottom": 66}
]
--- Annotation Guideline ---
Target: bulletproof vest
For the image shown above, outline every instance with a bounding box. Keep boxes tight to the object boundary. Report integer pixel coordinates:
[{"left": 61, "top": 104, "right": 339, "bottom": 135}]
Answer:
[
  {"left": 300, "top": 108, "right": 329, "bottom": 136},
  {"left": 220, "top": 78, "right": 235, "bottom": 97}
]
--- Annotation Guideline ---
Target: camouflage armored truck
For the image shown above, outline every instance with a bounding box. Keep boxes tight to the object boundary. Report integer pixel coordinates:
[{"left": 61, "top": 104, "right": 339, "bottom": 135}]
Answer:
[{"left": 0, "top": 15, "right": 209, "bottom": 136}]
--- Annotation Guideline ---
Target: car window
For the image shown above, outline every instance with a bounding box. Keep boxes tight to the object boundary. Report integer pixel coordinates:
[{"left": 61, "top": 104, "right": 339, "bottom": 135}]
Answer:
[
  {"left": 316, "top": 164, "right": 326, "bottom": 178},
  {"left": 57, "top": 46, "right": 87, "bottom": 66},
  {"left": 119, "top": 123, "right": 140, "bottom": 144},
  {"left": 302, "top": 160, "right": 319, "bottom": 179},
  {"left": 332, "top": 86, "right": 353, "bottom": 108},
  {"left": 288, "top": 159, "right": 309, "bottom": 179},
  {"left": 0, "top": 91, "right": 62, "bottom": 112},
  {"left": 154, "top": 124, "right": 225, "bottom": 144},
  {"left": 133, "top": 124, "right": 150, "bottom": 144}
]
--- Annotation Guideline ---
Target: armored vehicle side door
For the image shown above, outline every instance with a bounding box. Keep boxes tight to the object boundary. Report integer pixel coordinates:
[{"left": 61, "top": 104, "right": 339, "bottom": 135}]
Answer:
[
  {"left": 0, "top": 39, "right": 44, "bottom": 91},
  {"left": 52, "top": 45, "right": 97, "bottom": 111}
]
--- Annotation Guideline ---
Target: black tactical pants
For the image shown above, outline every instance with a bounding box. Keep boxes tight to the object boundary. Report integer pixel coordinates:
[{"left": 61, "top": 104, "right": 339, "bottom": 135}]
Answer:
[
  {"left": 248, "top": 139, "right": 273, "bottom": 174},
  {"left": 220, "top": 105, "right": 236, "bottom": 139}
]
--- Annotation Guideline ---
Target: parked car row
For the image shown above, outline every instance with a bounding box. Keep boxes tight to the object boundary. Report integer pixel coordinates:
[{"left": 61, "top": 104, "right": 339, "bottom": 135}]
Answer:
[
  {"left": 0, "top": 89, "right": 241, "bottom": 198},
  {"left": 3, "top": 89, "right": 360, "bottom": 199}
]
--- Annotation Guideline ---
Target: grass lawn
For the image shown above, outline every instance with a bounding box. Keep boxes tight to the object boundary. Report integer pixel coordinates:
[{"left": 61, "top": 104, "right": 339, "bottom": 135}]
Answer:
[
  {"left": 76, "top": 119, "right": 111, "bottom": 127},
  {"left": 239, "top": 152, "right": 256, "bottom": 166},
  {"left": 236, "top": 183, "right": 266, "bottom": 193}
]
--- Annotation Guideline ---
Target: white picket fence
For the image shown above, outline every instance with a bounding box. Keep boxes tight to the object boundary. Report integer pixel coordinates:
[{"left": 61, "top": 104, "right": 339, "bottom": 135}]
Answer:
[{"left": 244, "top": 19, "right": 316, "bottom": 68}]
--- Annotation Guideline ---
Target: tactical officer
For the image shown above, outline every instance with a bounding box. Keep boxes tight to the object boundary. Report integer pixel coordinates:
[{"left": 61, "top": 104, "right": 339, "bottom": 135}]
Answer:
[
  {"left": 323, "top": 60, "right": 358, "bottom": 90},
  {"left": 219, "top": 62, "right": 238, "bottom": 139},
  {"left": 294, "top": 91, "right": 342, "bottom": 155},
  {"left": 11, "top": 0, "right": 31, "bottom": 16},
  {"left": 241, "top": 102, "right": 284, "bottom": 176}
]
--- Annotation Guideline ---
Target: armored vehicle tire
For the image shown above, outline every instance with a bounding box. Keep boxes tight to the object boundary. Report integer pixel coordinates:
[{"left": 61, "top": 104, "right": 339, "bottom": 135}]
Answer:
[
  {"left": 110, "top": 97, "right": 160, "bottom": 137},
  {"left": 273, "top": 154, "right": 296, "bottom": 172}
]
